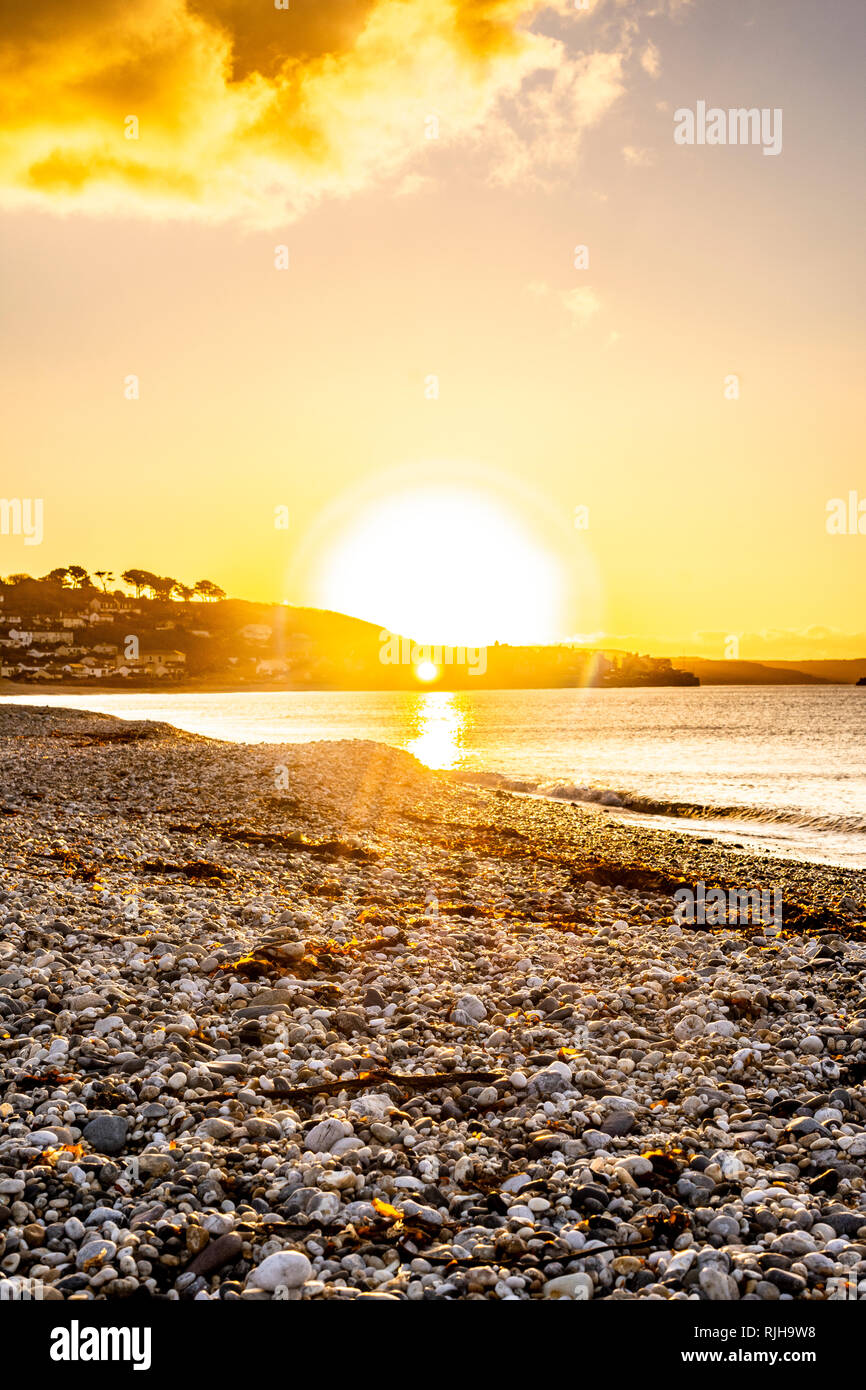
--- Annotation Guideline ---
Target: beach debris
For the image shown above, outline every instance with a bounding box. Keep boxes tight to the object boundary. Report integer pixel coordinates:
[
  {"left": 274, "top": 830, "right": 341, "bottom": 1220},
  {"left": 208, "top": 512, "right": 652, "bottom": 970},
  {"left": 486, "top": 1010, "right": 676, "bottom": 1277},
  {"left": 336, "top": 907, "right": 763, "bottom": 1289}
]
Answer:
[{"left": 137, "top": 858, "right": 235, "bottom": 882}]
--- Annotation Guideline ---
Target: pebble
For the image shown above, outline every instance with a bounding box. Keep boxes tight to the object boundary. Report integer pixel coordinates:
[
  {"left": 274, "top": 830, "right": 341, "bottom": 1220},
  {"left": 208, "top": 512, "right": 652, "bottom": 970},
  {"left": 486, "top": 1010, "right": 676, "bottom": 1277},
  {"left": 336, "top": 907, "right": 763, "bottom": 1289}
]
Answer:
[
  {"left": 75, "top": 1239, "right": 117, "bottom": 1270},
  {"left": 188, "top": 1233, "right": 243, "bottom": 1278},
  {"left": 81, "top": 1114, "right": 128, "bottom": 1155},
  {"left": 247, "top": 1251, "right": 313, "bottom": 1292},
  {"left": 543, "top": 1273, "right": 593, "bottom": 1300},
  {"left": 700, "top": 1267, "right": 738, "bottom": 1300},
  {"left": 451, "top": 994, "right": 487, "bottom": 1025},
  {"left": 304, "top": 1118, "right": 350, "bottom": 1154}
]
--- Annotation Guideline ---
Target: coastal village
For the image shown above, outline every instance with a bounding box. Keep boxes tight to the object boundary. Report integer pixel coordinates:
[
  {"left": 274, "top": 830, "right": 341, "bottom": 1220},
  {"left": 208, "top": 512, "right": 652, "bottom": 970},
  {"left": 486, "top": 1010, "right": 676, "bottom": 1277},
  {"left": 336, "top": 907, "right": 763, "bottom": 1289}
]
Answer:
[{"left": 0, "top": 570, "right": 698, "bottom": 690}]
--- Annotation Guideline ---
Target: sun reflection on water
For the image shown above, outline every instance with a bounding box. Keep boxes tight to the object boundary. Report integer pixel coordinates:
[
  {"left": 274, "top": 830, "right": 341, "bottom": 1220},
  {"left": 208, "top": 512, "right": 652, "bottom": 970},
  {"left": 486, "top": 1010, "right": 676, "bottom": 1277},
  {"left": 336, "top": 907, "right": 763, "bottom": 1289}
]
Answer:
[{"left": 406, "top": 691, "right": 466, "bottom": 770}]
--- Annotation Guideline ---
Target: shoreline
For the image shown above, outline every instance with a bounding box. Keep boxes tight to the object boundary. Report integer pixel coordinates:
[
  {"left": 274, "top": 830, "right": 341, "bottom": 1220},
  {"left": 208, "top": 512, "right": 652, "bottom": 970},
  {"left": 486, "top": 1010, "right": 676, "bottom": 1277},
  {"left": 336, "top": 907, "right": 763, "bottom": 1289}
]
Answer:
[
  {"left": 1, "top": 678, "right": 860, "bottom": 696},
  {"left": 1, "top": 703, "right": 865, "bottom": 1302},
  {"left": 3, "top": 687, "right": 863, "bottom": 872}
]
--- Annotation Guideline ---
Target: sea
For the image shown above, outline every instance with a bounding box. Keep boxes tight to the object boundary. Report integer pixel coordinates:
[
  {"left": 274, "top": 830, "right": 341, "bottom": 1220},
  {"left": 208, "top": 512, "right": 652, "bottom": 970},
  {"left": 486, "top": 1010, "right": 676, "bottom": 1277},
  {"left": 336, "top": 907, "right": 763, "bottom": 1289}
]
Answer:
[{"left": 3, "top": 686, "right": 865, "bottom": 868}]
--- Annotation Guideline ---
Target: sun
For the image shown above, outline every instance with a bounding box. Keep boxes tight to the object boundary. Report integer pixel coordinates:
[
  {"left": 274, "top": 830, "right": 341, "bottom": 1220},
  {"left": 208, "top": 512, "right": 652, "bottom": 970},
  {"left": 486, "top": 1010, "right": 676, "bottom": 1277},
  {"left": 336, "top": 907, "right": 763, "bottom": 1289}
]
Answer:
[
  {"left": 315, "top": 484, "right": 563, "bottom": 645},
  {"left": 415, "top": 660, "right": 439, "bottom": 683}
]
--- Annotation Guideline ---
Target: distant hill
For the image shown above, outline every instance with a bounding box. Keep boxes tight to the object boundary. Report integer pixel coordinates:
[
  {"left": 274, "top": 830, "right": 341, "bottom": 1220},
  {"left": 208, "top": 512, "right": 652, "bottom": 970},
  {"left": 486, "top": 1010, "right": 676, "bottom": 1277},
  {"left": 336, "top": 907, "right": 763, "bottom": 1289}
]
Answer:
[
  {"left": 0, "top": 580, "right": 698, "bottom": 689},
  {"left": 760, "top": 658, "right": 866, "bottom": 684},
  {"left": 676, "top": 657, "right": 866, "bottom": 685},
  {"left": 673, "top": 658, "right": 833, "bottom": 685},
  {"left": 1, "top": 580, "right": 696, "bottom": 688}
]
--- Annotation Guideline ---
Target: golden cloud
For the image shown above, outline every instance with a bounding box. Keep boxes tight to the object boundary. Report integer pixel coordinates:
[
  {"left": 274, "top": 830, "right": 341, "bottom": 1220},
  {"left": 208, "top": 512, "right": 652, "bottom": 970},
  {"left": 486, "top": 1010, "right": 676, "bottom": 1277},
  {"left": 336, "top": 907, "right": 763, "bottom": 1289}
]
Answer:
[{"left": 0, "top": 0, "right": 641, "bottom": 222}]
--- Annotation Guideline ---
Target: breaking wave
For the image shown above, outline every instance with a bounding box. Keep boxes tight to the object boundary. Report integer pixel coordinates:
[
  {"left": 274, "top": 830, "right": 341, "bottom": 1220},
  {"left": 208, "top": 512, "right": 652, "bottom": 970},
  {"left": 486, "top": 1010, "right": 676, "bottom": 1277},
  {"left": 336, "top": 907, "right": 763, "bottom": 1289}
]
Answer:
[{"left": 450, "top": 770, "right": 866, "bottom": 837}]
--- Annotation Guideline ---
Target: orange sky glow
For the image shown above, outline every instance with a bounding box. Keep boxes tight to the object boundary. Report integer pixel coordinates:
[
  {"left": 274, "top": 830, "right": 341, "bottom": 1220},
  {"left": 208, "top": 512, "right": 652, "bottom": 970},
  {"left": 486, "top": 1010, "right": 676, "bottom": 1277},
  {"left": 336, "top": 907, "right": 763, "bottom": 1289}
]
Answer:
[{"left": 1, "top": 0, "right": 864, "bottom": 659}]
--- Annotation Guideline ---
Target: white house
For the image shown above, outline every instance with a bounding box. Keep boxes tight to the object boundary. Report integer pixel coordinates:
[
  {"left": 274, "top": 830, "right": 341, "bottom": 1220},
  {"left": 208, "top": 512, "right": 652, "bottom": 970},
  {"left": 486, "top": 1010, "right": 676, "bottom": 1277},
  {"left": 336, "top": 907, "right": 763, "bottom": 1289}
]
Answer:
[{"left": 256, "top": 657, "right": 291, "bottom": 677}]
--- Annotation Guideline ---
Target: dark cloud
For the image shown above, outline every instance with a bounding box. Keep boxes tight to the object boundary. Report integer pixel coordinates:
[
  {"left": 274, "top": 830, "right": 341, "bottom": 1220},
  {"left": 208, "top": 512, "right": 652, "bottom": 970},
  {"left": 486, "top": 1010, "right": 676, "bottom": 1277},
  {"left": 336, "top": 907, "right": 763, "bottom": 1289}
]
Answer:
[
  {"left": 0, "top": 0, "right": 636, "bottom": 221},
  {"left": 188, "top": 0, "right": 379, "bottom": 80}
]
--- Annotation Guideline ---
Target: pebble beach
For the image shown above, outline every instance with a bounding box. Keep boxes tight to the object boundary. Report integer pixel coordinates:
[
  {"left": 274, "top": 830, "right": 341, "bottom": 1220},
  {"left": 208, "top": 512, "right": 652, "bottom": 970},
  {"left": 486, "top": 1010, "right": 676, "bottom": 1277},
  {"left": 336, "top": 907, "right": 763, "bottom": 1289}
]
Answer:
[{"left": 1, "top": 703, "right": 865, "bottom": 1302}]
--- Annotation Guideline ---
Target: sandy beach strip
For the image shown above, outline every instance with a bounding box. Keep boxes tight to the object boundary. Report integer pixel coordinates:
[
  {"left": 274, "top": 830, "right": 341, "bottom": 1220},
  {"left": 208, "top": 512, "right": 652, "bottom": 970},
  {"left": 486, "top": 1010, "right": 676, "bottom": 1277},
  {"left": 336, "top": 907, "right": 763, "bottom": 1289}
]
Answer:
[{"left": 1, "top": 702, "right": 865, "bottom": 1302}]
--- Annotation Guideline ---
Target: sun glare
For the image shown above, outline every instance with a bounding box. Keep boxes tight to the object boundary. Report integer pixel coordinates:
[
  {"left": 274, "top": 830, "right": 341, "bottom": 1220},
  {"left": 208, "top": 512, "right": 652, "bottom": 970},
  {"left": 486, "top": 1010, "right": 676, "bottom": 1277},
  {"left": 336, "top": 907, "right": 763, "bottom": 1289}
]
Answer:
[
  {"left": 316, "top": 485, "right": 562, "bottom": 645},
  {"left": 406, "top": 692, "right": 465, "bottom": 770},
  {"left": 415, "top": 660, "right": 439, "bottom": 682}
]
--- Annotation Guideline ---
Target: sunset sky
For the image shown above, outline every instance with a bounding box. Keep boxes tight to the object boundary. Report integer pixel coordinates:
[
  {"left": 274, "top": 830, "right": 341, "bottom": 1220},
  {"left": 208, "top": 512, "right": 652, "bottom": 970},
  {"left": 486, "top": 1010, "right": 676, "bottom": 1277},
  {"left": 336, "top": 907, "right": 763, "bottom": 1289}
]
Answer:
[{"left": 1, "top": 0, "right": 864, "bottom": 657}]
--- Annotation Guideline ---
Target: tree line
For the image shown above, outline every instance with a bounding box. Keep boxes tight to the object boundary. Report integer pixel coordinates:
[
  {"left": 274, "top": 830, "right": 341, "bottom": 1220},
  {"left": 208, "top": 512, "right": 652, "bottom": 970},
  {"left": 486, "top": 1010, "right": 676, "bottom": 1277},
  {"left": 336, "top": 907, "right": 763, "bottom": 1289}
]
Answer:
[{"left": 1, "top": 567, "right": 226, "bottom": 602}]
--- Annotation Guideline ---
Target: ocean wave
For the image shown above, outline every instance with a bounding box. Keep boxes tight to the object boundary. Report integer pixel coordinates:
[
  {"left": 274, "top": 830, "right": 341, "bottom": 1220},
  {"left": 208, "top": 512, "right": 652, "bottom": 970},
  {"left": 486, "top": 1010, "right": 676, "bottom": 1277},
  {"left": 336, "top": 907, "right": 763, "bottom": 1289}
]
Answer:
[
  {"left": 450, "top": 770, "right": 866, "bottom": 836},
  {"left": 536, "top": 780, "right": 626, "bottom": 807},
  {"left": 449, "top": 770, "right": 538, "bottom": 794},
  {"left": 604, "top": 796, "right": 866, "bottom": 836}
]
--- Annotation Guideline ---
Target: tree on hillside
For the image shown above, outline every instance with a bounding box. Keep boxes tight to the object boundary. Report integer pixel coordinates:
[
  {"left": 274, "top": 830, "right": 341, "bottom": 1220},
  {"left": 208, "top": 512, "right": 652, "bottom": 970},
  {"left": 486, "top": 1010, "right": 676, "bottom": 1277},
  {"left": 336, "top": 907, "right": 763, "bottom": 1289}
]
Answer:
[
  {"left": 151, "top": 575, "right": 179, "bottom": 602},
  {"left": 94, "top": 570, "right": 114, "bottom": 593},
  {"left": 121, "top": 568, "right": 160, "bottom": 598},
  {"left": 173, "top": 583, "right": 194, "bottom": 603},
  {"left": 122, "top": 570, "right": 142, "bottom": 597},
  {"left": 42, "top": 567, "right": 70, "bottom": 587},
  {"left": 5, "top": 574, "right": 33, "bottom": 586},
  {"left": 193, "top": 579, "right": 226, "bottom": 602},
  {"left": 66, "top": 565, "right": 92, "bottom": 589}
]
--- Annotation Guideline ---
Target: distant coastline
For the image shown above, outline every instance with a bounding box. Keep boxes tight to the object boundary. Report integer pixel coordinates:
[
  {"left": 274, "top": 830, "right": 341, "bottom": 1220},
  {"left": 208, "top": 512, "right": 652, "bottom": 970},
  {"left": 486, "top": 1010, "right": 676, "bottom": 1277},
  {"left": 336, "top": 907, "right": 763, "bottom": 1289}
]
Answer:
[
  {"left": 0, "top": 676, "right": 704, "bottom": 694},
  {"left": 3, "top": 674, "right": 865, "bottom": 694},
  {"left": 2, "top": 574, "right": 864, "bottom": 689}
]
